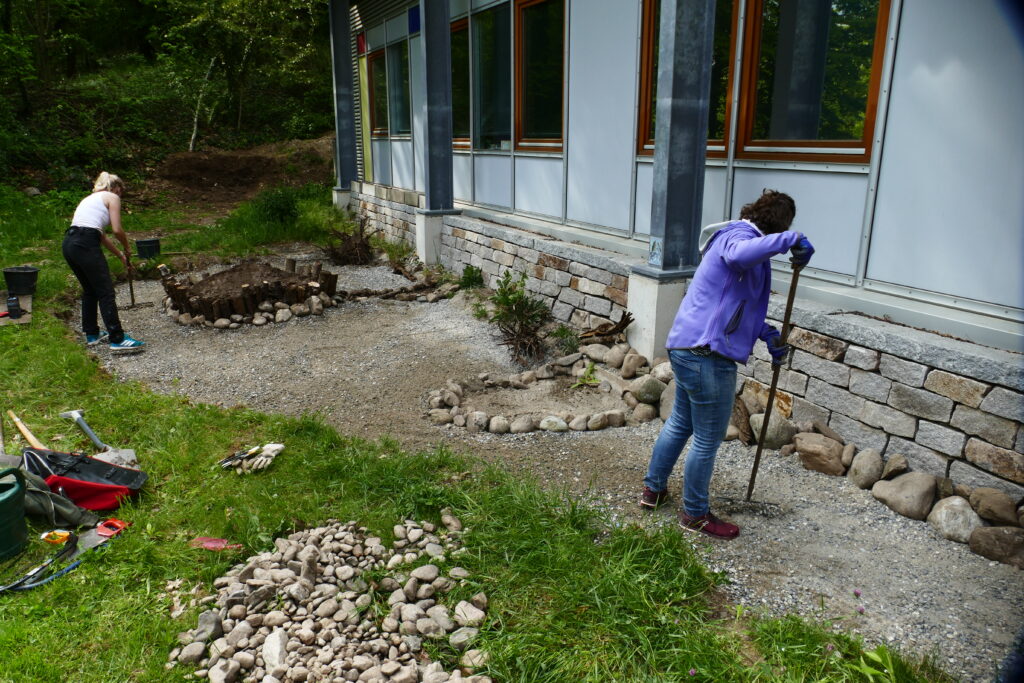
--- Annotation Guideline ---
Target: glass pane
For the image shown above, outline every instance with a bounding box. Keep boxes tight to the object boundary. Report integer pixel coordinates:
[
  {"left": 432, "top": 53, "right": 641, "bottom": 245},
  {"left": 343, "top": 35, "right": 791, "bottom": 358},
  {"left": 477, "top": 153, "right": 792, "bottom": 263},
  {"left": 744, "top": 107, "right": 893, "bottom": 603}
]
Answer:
[
  {"left": 452, "top": 26, "right": 471, "bottom": 138},
  {"left": 648, "top": 0, "right": 732, "bottom": 143},
  {"left": 752, "top": 0, "right": 879, "bottom": 141},
  {"left": 472, "top": 4, "right": 512, "bottom": 150},
  {"left": 387, "top": 41, "right": 411, "bottom": 135},
  {"left": 521, "top": 0, "right": 564, "bottom": 141},
  {"left": 370, "top": 52, "right": 389, "bottom": 134}
]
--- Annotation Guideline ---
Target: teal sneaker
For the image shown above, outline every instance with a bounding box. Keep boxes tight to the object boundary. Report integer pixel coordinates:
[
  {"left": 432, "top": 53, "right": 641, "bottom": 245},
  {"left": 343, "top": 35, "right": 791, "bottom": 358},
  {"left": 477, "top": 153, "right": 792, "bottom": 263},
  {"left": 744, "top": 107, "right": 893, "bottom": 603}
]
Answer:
[
  {"left": 85, "top": 331, "right": 109, "bottom": 346},
  {"left": 110, "top": 335, "right": 145, "bottom": 355}
]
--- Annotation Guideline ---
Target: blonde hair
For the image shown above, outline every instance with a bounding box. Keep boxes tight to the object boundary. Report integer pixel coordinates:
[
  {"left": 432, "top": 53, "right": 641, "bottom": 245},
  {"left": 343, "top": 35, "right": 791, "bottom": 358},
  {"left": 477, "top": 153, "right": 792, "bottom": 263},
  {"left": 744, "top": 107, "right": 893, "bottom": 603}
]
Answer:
[{"left": 92, "top": 172, "right": 125, "bottom": 193}]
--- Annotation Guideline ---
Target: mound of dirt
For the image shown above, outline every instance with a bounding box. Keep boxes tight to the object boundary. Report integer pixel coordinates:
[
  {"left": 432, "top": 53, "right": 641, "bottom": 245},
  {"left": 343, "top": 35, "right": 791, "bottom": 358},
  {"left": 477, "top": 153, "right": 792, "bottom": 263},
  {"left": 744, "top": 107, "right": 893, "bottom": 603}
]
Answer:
[
  {"left": 138, "top": 135, "right": 335, "bottom": 221},
  {"left": 186, "top": 262, "right": 311, "bottom": 300}
]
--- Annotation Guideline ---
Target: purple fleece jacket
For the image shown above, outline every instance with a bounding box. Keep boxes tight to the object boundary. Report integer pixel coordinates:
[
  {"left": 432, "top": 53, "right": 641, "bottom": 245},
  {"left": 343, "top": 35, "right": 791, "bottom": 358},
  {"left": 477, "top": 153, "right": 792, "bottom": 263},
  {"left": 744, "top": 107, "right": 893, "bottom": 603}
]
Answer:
[{"left": 665, "top": 220, "right": 802, "bottom": 363}]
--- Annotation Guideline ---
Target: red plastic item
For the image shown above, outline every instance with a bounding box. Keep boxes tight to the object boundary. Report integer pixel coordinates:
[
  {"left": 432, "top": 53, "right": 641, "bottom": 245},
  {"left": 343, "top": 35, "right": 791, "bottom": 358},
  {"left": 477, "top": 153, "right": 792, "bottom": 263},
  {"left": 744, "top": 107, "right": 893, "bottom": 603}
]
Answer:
[
  {"left": 96, "top": 519, "right": 128, "bottom": 537},
  {"left": 44, "top": 475, "right": 132, "bottom": 511},
  {"left": 189, "top": 537, "right": 243, "bottom": 551}
]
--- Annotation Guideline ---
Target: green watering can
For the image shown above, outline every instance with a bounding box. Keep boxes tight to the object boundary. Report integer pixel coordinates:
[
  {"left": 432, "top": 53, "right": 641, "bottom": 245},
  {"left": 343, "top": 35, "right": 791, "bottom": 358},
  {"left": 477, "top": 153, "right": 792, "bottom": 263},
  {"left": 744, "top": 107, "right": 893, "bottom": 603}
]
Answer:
[{"left": 0, "top": 468, "right": 28, "bottom": 560}]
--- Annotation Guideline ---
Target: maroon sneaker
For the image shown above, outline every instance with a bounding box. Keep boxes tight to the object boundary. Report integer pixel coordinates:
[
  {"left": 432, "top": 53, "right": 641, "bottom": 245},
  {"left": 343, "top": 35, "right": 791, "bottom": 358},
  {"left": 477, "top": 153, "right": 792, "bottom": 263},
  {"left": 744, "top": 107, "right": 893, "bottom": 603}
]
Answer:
[
  {"left": 678, "top": 511, "right": 740, "bottom": 539},
  {"left": 639, "top": 486, "right": 669, "bottom": 510}
]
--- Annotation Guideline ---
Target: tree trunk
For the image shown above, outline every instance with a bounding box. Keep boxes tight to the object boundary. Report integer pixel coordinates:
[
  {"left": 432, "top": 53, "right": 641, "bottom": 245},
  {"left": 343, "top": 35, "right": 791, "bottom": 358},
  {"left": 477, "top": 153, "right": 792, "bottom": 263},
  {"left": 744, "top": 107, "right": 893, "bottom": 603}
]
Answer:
[{"left": 189, "top": 56, "right": 218, "bottom": 152}]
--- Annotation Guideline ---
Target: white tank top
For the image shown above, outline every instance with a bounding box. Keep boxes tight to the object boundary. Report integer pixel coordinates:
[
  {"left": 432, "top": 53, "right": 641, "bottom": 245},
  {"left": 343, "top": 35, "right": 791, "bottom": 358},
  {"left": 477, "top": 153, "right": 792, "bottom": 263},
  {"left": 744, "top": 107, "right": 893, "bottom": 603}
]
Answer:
[{"left": 71, "top": 192, "right": 112, "bottom": 230}]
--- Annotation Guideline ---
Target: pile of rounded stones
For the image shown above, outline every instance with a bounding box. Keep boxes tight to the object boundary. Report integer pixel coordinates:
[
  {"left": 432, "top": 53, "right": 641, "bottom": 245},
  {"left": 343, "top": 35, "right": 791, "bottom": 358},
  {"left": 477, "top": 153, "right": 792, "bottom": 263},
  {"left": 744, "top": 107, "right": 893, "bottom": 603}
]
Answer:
[
  {"left": 742, "top": 403, "right": 1024, "bottom": 569},
  {"left": 162, "top": 293, "right": 341, "bottom": 329},
  {"left": 167, "top": 512, "right": 493, "bottom": 683},
  {"left": 425, "top": 342, "right": 675, "bottom": 434}
]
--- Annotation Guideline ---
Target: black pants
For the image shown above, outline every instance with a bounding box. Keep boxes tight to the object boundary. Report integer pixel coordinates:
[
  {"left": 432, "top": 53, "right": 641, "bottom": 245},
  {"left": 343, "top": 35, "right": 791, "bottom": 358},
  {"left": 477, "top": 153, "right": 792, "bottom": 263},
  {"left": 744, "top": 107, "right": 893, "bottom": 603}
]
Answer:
[{"left": 61, "top": 227, "right": 124, "bottom": 343}]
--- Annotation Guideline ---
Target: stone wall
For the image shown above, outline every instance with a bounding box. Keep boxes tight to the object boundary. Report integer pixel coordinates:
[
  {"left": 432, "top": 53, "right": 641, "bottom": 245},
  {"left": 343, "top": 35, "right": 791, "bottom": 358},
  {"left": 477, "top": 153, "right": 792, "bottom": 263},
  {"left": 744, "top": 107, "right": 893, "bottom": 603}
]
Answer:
[
  {"left": 739, "top": 320, "right": 1024, "bottom": 500},
  {"left": 353, "top": 186, "right": 418, "bottom": 248},
  {"left": 437, "top": 215, "right": 630, "bottom": 331}
]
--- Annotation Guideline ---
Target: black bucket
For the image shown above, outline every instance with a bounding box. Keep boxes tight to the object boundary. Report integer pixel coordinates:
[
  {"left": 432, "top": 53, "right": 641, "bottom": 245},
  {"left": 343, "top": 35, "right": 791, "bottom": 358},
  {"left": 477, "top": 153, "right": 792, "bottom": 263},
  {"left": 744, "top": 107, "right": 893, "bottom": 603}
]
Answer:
[
  {"left": 3, "top": 266, "right": 39, "bottom": 295},
  {"left": 135, "top": 238, "right": 161, "bottom": 259}
]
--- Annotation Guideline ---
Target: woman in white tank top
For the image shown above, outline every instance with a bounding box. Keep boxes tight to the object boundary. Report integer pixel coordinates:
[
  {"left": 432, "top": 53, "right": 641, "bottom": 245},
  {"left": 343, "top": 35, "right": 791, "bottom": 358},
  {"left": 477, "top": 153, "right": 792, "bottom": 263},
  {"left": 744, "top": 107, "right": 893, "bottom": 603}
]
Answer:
[{"left": 62, "top": 172, "right": 145, "bottom": 353}]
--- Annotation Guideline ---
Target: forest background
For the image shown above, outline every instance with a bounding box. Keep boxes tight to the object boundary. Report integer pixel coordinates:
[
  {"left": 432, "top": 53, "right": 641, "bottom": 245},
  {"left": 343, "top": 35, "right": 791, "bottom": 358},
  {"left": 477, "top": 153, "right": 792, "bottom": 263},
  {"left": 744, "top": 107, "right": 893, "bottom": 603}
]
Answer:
[{"left": 0, "top": 0, "right": 332, "bottom": 189}]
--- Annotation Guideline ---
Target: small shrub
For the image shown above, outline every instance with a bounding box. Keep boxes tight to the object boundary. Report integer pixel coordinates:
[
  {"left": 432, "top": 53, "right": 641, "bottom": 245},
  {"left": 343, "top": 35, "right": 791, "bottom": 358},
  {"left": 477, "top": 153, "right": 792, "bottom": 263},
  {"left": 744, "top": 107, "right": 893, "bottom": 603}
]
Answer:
[
  {"left": 371, "top": 235, "right": 414, "bottom": 270},
  {"left": 550, "top": 324, "right": 580, "bottom": 354},
  {"left": 487, "top": 270, "right": 551, "bottom": 363},
  {"left": 327, "top": 215, "right": 378, "bottom": 266},
  {"left": 252, "top": 186, "right": 301, "bottom": 224},
  {"left": 459, "top": 265, "right": 485, "bottom": 289},
  {"left": 571, "top": 362, "right": 600, "bottom": 389}
]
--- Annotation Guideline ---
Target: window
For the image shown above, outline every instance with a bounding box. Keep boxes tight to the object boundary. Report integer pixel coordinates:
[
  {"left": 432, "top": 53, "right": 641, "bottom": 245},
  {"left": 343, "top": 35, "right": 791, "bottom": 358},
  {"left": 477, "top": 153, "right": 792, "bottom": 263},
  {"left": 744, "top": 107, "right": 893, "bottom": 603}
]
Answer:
[
  {"left": 368, "top": 49, "right": 388, "bottom": 136},
  {"left": 738, "top": 0, "right": 890, "bottom": 161},
  {"left": 451, "top": 19, "right": 471, "bottom": 145},
  {"left": 387, "top": 41, "right": 411, "bottom": 136},
  {"left": 472, "top": 4, "right": 512, "bottom": 150},
  {"left": 515, "top": 0, "right": 564, "bottom": 151},
  {"left": 638, "top": 0, "right": 735, "bottom": 155}
]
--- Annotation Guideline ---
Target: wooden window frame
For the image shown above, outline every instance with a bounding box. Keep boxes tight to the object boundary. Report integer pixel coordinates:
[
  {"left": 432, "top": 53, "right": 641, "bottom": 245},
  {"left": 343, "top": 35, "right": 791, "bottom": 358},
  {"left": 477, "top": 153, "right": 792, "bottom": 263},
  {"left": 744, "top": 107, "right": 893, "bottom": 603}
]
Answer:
[
  {"left": 514, "top": 0, "right": 565, "bottom": 153},
  {"left": 637, "top": 0, "right": 738, "bottom": 158},
  {"left": 367, "top": 49, "right": 389, "bottom": 137},
  {"left": 451, "top": 18, "right": 472, "bottom": 150},
  {"left": 734, "top": 0, "right": 892, "bottom": 164}
]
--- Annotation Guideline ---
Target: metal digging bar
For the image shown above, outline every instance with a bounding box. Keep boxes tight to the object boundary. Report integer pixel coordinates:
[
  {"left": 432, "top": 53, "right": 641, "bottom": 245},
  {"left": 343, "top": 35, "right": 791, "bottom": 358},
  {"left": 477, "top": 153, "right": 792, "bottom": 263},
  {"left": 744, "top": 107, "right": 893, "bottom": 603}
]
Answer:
[{"left": 745, "top": 262, "right": 804, "bottom": 502}]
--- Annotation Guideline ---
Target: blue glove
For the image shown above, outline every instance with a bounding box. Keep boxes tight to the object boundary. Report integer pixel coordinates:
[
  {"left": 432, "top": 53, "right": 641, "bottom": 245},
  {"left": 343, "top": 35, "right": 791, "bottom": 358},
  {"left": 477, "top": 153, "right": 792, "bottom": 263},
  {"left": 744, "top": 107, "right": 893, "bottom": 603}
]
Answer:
[
  {"left": 764, "top": 328, "right": 791, "bottom": 366},
  {"left": 790, "top": 235, "right": 815, "bottom": 266}
]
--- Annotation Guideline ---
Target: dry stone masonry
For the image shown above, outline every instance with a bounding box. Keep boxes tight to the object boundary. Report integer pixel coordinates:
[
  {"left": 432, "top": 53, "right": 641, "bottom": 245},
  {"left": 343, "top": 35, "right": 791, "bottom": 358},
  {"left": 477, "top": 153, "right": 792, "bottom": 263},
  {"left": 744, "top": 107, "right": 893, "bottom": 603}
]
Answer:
[
  {"left": 737, "top": 323, "right": 1024, "bottom": 503},
  {"left": 168, "top": 513, "right": 493, "bottom": 683}
]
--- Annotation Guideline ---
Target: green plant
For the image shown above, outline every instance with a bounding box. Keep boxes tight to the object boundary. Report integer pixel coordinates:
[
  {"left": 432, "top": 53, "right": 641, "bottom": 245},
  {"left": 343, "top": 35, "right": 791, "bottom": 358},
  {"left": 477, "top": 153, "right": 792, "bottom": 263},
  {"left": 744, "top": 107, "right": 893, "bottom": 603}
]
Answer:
[
  {"left": 458, "top": 264, "right": 485, "bottom": 289},
  {"left": 370, "top": 234, "right": 414, "bottom": 269},
  {"left": 550, "top": 323, "right": 580, "bottom": 354},
  {"left": 571, "top": 361, "right": 600, "bottom": 389},
  {"left": 486, "top": 270, "right": 551, "bottom": 363}
]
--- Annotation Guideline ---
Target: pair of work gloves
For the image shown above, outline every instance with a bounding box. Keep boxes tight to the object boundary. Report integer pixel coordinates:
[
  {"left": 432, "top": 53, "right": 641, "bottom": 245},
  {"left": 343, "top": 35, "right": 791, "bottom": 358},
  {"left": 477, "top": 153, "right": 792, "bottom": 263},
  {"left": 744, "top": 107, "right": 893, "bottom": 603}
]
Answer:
[{"left": 763, "top": 235, "right": 816, "bottom": 365}]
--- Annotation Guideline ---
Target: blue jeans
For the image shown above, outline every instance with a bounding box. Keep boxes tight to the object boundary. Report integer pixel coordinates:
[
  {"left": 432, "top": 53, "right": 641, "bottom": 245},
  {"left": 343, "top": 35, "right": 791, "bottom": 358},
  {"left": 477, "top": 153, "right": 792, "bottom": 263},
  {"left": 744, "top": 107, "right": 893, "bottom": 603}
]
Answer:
[{"left": 643, "top": 349, "right": 737, "bottom": 517}]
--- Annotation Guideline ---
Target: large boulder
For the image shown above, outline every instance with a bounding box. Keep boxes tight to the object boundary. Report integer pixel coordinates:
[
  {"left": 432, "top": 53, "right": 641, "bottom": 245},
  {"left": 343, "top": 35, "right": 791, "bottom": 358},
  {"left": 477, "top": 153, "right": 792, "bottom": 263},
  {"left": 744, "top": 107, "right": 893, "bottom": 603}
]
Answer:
[
  {"left": 659, "top": 379, "right": 676, "bottom": 421},
  {"left": 749, "top": 412, "right": 798, "bottom": 450},
  {"left": 604, "top": 345, "right": 626, "bottom": 369},
  {"left": 580, "top": 344, "right": 609, "bottom": 363},
  {"left": 794, "top": 432, "right": 845, "bottom": 475},
  {"left": 650, "top": 362, "right": 674, "bottom": 383},
  {"left": 730, "top": 396, "right": 753, "bottom": 445},
  {"left": 969, "top": 487, "right": 1020, "bottom": 526},
  {"left": 848, "top": 449, "right": 884, "bottom": 489},
  {"left": 621, "top": 353, "right": 648, "bottom": 379},
  {"left": 631, "top": 376, "right": 667, "bottom": 405},
  {"left": 927, "top": 496, "right": 983, "bottom": 543},
  {"left": 968, "top": 527, "right": 1024, "bottom": 569},
  {"left": 872, "top": 472, "right": 936, "bottom": 520},
  {"left": 539, "top": 416, "right": 568, "bottom": 432}
]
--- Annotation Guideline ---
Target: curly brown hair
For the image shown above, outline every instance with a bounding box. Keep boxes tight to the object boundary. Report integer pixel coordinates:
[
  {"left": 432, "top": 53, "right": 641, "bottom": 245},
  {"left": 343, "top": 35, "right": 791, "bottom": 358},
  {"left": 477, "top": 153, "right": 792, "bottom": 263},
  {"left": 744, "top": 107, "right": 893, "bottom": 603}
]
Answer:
[{"left": 739, "top": 189, "right": 795, "bottom": 234}]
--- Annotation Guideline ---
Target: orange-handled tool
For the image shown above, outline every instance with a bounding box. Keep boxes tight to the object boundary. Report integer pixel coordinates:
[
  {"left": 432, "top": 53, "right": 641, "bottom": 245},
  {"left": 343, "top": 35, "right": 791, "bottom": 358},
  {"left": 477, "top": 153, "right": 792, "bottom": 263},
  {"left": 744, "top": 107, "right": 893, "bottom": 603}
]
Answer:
[{"left": 6, "top": 410, "right": 47, "bottom": 449}]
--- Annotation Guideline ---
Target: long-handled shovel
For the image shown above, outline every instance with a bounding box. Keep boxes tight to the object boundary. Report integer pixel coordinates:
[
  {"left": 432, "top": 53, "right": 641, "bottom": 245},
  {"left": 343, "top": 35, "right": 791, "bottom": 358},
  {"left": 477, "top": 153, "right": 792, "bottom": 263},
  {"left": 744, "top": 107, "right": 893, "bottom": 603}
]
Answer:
[{"left": 745, "top": 263, "right": 804, "bottom": 502}]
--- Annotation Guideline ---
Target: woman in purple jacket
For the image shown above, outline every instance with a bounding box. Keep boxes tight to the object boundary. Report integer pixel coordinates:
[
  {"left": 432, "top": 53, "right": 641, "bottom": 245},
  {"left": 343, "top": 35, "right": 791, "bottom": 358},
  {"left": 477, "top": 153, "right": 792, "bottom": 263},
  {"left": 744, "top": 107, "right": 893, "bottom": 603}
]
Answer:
[{"left": 639, "top": 190, "right": 814, "bottom": 539}]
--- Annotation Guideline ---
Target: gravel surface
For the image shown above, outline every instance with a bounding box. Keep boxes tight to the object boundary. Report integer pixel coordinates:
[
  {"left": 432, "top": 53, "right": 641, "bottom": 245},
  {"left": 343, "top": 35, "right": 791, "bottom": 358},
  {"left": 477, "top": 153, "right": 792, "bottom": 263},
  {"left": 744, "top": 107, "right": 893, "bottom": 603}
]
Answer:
[{"left": 79, "top": 249, "right": 1023, "bottom": 682}]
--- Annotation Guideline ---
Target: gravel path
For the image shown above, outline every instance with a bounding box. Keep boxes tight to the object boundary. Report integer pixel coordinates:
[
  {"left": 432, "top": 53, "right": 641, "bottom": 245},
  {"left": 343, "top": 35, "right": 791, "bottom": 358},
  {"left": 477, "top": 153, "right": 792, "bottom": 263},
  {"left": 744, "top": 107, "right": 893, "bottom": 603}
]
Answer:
[{"left": 80, "top": 251, "right": 1022, "bottom": 682}]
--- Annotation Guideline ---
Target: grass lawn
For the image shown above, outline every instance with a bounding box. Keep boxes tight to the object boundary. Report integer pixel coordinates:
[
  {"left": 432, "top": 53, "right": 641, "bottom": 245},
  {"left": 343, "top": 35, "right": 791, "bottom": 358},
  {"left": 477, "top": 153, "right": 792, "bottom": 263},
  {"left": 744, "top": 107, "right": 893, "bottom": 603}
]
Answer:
[{"left": 0, "top": 186, "right": 947, "bottom": 682}]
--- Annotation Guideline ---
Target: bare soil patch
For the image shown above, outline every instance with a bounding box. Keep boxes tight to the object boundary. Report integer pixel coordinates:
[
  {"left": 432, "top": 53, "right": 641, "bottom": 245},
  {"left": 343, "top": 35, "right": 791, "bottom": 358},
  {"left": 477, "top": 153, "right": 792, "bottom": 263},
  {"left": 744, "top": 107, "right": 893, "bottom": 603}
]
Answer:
[{"left": 186, "top": 261, "right": 311, "bottom": 300}]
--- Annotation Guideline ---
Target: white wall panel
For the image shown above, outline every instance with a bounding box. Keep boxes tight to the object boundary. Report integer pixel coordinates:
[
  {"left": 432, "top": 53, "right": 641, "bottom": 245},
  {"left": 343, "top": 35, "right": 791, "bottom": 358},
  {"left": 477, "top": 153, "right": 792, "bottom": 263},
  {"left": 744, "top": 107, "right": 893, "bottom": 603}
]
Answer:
[
  {"left": 731, "top": 168, "right": 867, "bottom": 276},
  {"left": 515, "top": 156, "right": 563, "bottom": 218},
  {"left": 409, "top": 35, "right": 426, "bottom": 192},
  {"left": 454, "top": 153, "right": 473, "bottom": 201},
  {"left": 868, "top": 0, "right": 1024, "bottom": 309},
  {"left": 634, "top": 163, "right": 728, "bottom": 238},
  {"left": 391, "top": 139, "right": 414, "bottom": 190},
  {"left": 634, "top": 162, "right": 653, "bottom": 235},
  {"left": 565, "top": 0, "right": 639, "bottom": 231},
  {"left": 371, "top": 139, "right": 392, "bottom": 186},
  {"left": 473, "top": 155, "right": 512, "bottom": 208}
]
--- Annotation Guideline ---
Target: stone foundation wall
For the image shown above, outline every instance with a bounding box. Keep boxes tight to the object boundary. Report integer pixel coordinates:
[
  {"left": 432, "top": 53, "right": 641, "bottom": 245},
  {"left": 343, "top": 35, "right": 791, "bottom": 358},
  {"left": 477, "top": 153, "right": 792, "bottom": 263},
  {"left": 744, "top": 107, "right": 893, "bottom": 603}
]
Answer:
[
  {"left": 437, "top": 215, "right": 630, "bottom": 332},
  {"left": 353, "top": 187, "right": 417, "bottom": 248},
  {"left": 740, "top": 323, "right": 1024, "bottom": 500}
]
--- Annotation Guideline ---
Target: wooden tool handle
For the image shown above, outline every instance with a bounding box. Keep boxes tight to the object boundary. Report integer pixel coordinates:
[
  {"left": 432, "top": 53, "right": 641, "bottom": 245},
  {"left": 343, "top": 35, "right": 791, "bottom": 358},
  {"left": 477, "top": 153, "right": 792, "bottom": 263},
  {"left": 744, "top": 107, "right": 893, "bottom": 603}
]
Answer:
[{"left": 6, "top": 410, "right": 47, "bottom": 449}]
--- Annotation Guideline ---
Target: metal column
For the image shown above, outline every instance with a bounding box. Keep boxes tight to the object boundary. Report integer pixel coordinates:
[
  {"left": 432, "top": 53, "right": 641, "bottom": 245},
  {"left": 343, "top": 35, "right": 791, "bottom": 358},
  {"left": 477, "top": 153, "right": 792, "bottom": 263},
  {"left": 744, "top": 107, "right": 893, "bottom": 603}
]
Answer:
[
  {"left": 634, "top": 0, "right": 716, "bottom": 279},
  {"left": 419, "top": 0, "right": 455, "bottom": 212},
  {"left": 329, "top": 0, "right": 359, "bottom": 193}
]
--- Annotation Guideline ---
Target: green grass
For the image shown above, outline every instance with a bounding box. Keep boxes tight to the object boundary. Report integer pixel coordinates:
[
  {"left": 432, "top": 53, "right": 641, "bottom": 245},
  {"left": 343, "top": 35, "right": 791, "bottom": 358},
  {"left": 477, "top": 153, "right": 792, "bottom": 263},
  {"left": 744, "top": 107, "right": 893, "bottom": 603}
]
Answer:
[{"left": 0, "top": 187, "right": 947, "bottom": 682}]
